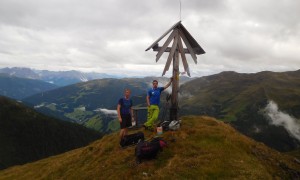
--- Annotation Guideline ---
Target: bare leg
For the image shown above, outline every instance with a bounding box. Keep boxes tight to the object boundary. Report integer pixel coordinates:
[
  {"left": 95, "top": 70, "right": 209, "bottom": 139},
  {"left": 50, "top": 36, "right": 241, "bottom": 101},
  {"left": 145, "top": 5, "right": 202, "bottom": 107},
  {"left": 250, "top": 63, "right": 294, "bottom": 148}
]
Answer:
[
  {"left": 124, "top": 128, "right": 128, "bottom": 136},
  {"left": 120, "top": 129, "right": 125, "bottom": 140}
]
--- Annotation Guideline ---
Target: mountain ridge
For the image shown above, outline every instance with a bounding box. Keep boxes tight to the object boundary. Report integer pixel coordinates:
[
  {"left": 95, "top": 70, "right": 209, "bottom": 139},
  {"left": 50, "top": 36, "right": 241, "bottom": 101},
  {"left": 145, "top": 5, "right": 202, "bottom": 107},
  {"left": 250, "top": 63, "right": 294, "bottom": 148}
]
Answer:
[
  {"left": 179, "top": 69, "right": 300, "bottom": 151},
  {"left": 0, "top": 73, "right": 58, "bottom": 100},
  {"left": 0, "top": 67, "right": 137, "bottom": 86}
]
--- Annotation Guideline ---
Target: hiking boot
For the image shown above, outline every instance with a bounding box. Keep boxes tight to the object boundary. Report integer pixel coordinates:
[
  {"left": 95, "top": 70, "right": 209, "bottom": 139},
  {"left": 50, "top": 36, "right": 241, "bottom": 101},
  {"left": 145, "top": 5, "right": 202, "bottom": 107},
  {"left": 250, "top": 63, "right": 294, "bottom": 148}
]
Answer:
[
  {"left": 143, "top": 124, "right": 154, "bottom": 131},
  {"left": 146, "top": 126, "right": 154, "bottom": 132},
  {"left": 142, "top": 124, "right": 147, "bottom": 130}
]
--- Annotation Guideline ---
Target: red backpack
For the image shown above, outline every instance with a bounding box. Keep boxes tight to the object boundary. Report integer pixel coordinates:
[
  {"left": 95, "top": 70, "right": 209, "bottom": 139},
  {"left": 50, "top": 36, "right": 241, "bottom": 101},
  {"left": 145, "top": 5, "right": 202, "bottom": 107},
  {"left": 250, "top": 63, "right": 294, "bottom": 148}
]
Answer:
[{"left": 135, "top": 137, "right": 167, "bottom": 163}]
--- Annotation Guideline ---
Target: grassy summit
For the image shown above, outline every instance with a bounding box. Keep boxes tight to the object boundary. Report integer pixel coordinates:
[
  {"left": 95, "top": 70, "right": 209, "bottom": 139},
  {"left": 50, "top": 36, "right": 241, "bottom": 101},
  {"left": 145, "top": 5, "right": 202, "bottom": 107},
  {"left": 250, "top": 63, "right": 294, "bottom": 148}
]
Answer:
[{"left": 0, "top": 116, "right": 299, "bottom": 179}]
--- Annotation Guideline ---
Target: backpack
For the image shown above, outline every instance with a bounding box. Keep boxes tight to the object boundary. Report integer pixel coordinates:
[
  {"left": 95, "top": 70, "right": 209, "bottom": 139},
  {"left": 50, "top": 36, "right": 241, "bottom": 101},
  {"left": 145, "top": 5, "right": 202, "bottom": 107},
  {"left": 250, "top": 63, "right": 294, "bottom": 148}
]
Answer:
[
  {"left": 120, "top": 131, "right": 144, "bottom": 147},
  {"left": 168, "top": 120, "right": 180, "bottom": 131},
  {"left": 135, "top": 137, "right": 167, "bottom": 163}
]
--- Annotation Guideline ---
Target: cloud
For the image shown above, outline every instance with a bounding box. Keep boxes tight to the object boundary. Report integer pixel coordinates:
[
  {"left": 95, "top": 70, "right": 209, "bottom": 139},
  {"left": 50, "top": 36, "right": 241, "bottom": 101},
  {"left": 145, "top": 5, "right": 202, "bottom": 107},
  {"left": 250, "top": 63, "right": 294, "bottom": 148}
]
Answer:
[
  {"left": 0, "top": 0, "right": 299, "bottom": 77},
  {"left": 94, "top": 108, "right": 117, "bottom": 116},
  {"left": 264, "top": 100, "right": 300, "bottom": 141}
]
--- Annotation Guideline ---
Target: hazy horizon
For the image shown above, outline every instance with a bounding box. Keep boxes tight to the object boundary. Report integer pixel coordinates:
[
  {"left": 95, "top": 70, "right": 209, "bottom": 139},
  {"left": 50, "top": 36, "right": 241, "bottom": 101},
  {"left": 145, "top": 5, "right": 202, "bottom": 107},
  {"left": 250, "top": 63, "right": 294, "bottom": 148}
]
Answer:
[{"left": 1, "top": 0, "right": 299, "bottom": 77}]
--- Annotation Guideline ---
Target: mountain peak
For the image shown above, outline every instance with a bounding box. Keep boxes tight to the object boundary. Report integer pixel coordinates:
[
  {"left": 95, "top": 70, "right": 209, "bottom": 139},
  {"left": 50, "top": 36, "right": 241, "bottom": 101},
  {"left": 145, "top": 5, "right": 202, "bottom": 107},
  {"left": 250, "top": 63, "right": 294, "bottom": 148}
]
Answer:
[{"left": 1, "top": 116, "right": 299, "bottom": 179}]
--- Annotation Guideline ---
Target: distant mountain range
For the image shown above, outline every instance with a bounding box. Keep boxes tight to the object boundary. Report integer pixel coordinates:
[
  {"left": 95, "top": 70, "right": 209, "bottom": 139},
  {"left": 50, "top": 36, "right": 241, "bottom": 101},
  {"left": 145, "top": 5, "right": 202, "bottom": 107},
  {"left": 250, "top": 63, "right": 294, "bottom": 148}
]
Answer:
[
  {"left": 0, "top": 73, "right": 58, "bottom": 100},
  {"left": 22, "top": 77, "right": 162, "bottom": 133},
  {"left": 0, "top": 96, "right": 102, "bottom": 170},
  {"left": 23, "top": 70, "right": 300, "bottom": 152},
  {"left": 0, "top": 67, "right": 124, "bottom": 86}
]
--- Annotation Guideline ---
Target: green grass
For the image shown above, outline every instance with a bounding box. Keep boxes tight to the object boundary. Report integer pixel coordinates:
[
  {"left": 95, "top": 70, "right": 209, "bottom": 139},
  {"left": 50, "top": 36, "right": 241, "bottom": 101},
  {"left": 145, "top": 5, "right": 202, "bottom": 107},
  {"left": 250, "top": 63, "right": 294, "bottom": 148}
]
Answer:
[
  {"left": 65, "top": 108, "right": 94, "bottom": 122},
  {"left": 107, "top": 119, "right": 120, "bottom": 132},
  {"left": 45, "top": 103, "right": 57, "bottom": 111},
  {"left": 84, "top": 116, "right": 103, "bottom": 131}
]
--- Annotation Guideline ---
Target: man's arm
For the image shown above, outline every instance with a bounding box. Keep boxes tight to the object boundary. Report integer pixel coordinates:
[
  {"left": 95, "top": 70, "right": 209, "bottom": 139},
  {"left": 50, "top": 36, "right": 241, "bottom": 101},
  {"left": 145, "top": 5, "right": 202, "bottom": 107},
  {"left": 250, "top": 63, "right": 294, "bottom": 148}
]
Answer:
[
  {"left": 164, "top": 77, "right": 173, "bottom": 89},
  {"left": 117, "top": 104, "right": 122, "bottom": 122}
]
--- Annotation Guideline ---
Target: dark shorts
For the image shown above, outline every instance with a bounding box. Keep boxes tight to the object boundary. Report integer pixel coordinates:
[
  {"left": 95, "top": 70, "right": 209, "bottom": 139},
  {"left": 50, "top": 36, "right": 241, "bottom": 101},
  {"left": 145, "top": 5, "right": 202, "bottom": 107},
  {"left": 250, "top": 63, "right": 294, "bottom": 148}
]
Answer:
[{"left": 120, "top": 114, "right": 132, "bottom": 129}]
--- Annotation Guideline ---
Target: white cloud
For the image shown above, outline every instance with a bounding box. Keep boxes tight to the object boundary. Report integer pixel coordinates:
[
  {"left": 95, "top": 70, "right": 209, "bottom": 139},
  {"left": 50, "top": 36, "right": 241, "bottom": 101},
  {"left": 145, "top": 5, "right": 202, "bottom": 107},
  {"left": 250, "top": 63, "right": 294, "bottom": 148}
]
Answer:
[
  {"left": 0, "top": 0, "right": 299, "bottom": 77},
  {"left": 94, "top": 108, "right": 117, "bottom": 116},
  {"left": 264, "top": 100, "right": 300, "bottom": 141}
]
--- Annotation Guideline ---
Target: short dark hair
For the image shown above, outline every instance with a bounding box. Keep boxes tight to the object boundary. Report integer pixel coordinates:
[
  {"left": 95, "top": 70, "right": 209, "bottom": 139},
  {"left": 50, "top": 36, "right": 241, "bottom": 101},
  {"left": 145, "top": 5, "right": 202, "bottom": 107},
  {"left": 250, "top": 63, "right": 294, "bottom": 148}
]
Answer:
[{"left": 152, "top": 80, "right": 158, "bottom": 83}]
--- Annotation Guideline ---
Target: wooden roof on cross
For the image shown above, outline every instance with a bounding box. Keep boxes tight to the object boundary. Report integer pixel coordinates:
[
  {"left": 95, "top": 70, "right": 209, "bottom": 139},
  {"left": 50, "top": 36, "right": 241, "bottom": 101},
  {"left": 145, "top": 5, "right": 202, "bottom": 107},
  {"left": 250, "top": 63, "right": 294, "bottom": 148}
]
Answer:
[
  {"left": 145, "top": 21, "right": 205, "bottom": 76},
  {"left": 145, "top": 21, "right": 205, "bottom": 54}
]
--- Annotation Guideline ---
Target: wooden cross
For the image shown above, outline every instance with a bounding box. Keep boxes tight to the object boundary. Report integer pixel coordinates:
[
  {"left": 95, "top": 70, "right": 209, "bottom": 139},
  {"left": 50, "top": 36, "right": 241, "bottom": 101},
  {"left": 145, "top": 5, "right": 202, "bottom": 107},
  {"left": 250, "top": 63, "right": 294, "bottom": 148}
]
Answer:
[{"left": 146, "top": 21, "right": 205, "bottom": 121}]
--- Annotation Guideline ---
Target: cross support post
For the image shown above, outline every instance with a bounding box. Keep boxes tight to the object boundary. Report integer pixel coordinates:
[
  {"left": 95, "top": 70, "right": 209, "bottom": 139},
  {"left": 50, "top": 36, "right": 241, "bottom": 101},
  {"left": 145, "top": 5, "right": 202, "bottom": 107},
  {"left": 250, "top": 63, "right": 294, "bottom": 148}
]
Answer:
[{"left": 170, "top": 49, "right": 179, "bottom": 121}]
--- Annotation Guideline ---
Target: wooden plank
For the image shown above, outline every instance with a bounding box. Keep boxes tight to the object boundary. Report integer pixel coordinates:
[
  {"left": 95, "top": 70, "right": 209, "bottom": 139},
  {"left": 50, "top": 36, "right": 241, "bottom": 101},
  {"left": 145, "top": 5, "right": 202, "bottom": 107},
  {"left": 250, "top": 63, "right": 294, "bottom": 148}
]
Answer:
[
  {"left": 178, "top": 37, "right": 191, "bottom": 77},
  {"left": 145, "top": 21, "right": 181, "bottom": 51},
  {"left": 156, "top": 30, "right": 177, "bottom": 62},
  {"left": 162, "top": 31, "right": 179, "bottom": 76},
  {"left": 153, "top": 47, "right": 190, "bottom": 53},
  {"left": 179, "top": 29, "right": 197, "bottom": 64},
  {"left": 182, "top": 56, "right": 191, "bottom": 77},
  {"left": 180, "top": 23, "right": 205, "bottom": 54}
]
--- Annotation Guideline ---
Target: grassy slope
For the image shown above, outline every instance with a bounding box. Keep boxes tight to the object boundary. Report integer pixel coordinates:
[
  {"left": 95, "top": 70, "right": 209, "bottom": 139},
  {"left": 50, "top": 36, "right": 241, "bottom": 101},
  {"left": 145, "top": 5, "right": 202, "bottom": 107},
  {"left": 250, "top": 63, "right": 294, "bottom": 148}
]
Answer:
[
  {"left": 0, "top": 96, "right": 102, "bottom": 170},
  {"left": 1, "top": 116, "right": 299, "bottom": 179}
]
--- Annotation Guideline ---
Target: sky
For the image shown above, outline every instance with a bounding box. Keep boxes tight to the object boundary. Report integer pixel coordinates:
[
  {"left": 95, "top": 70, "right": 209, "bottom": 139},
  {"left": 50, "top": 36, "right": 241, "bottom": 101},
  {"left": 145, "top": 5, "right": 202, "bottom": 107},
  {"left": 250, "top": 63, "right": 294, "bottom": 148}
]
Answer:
[{"left": 0, "top": 0, "right": 299, "bottom": 77}]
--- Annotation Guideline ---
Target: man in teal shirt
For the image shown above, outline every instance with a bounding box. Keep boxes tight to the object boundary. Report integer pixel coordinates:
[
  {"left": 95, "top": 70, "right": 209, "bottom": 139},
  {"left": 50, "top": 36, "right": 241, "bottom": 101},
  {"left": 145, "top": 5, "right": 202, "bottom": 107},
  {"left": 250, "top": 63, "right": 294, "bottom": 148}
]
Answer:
[{"left": 144, "top": 78, "right": 173, "bottom": 130}]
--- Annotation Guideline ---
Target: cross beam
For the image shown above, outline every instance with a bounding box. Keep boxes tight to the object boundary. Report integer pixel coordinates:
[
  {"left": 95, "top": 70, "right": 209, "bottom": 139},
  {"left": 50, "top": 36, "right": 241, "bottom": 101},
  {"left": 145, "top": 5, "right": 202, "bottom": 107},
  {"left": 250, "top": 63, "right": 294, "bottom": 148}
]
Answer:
[{"left": 153, "top": 45, "right": 192, "bottom": 54}]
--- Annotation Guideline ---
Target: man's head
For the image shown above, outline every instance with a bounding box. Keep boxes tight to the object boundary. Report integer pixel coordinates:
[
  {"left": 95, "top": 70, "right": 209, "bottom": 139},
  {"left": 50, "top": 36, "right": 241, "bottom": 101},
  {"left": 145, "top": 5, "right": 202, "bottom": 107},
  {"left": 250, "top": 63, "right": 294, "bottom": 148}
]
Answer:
[
  {"left": 124, "top": 89, "right": 131, "bottom": 98},
  {"left": 152, "top": 80, "right": 158, "bottom": 88}
]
